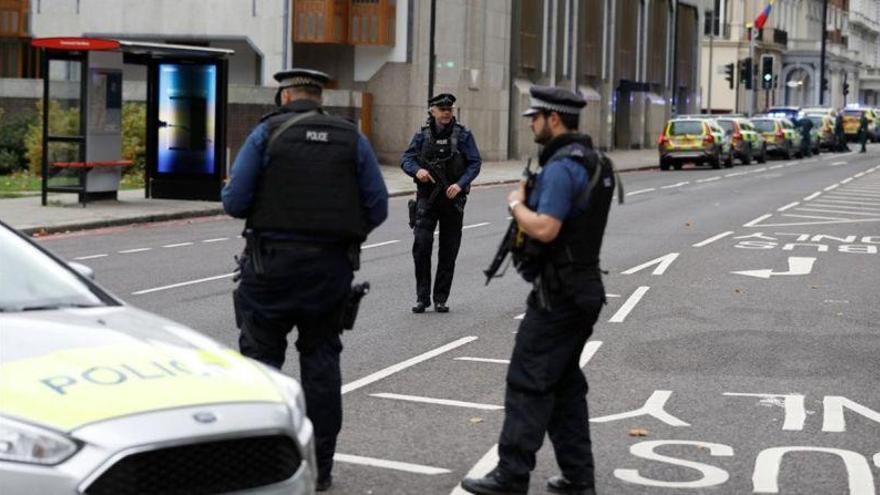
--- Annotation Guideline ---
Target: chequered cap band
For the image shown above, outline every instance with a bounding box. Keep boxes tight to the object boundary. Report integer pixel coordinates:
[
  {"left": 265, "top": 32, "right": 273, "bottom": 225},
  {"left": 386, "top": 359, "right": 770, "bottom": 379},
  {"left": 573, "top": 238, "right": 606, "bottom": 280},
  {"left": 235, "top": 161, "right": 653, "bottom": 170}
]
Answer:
[
  {"left": 528, "top": 96, "right": 582, "bottom": 115},
  {"left": 279, "top": 76, "right": 324, "bottom": 88}
]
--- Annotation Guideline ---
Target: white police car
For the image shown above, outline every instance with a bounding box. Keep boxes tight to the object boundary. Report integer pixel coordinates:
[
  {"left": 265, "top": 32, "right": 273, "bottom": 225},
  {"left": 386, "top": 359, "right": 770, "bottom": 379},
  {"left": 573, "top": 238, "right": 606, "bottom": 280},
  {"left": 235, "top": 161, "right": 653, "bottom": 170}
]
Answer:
[{"left": 0, "top": 220, "right": 316, "bottom": 494}]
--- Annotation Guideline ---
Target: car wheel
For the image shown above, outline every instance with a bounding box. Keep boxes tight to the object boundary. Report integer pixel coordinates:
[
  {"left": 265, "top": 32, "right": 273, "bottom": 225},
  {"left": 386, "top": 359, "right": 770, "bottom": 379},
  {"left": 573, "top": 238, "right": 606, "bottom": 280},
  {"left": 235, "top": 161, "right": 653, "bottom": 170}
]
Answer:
[{"left": 724, "top": 149, "right": 734, "bottom": 168}]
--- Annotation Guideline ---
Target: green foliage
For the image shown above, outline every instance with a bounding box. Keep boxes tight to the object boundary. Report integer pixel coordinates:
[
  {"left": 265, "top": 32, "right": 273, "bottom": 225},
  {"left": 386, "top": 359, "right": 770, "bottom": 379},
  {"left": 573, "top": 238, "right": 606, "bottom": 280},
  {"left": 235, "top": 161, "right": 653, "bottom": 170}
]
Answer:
[
  {"left": 0, "top": 107, "right": 37, "bottom": 175},
  {"left": 24, "top": 100, "right": 81, "bottom": 175},
  {"left": 122, "top": 102, "right": 146, "bottom": 175}
]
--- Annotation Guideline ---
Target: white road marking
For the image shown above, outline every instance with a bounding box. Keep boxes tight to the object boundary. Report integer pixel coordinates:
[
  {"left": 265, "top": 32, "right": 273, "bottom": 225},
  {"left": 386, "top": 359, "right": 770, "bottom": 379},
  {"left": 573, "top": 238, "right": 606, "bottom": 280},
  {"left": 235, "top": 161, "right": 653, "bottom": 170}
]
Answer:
[
  {"left": 854, "top": 172, "right": 866, "bottom": 178},
  {"left": 752, "top": 167, "right": 768, "bottom": 172},
  {"left": 609, "top": 286, "right": 650, "bottom": 323},
  {"left": 830, "top": 161, "right": 848, "bottom": 166},
  {"left": 132, "top": 273, "right": 234, "bottom": 295},
  {"left": 874, "top": 453, "right": 880, "bottom": 469},
  {"left": 731, "top": 257, "right": 816, "bottom": 279},
  {"left": 622, "top": 253, "right": 679, "bottom": 275},
  {"left": 777, "top": 202, "right": 800, "bottom": 212},
  {"left": 450, "top": 446, "right": 499, "bottom": 495},
  {"left": 725, "top": 171, "right": 748, "bottom": 177},
  {"left": 118, "top": 248, "right": 152, "bottom": 254},
  {"left": 660, "top": 181, "right": 689, "bottom": 189},
  {"left": 825, "top": 191, "right": 880, "bottom": 198},
  {"left": 696, "top": 176, "right": 722, "bottom": 183},
  {"left": 370, "top": 393, "right": 503, "bottom": 411},
  {"left": 840, "top": 178, "right": 854, "bottom": 184},
  {"left": 606, "top": 293, "right": 621, "bottom": 298},
  {"left": 627, "top": 188, "right": 656, "bottom": 196},
  {"left": 334, "top": 453, "right": 451, "bottom": 475},
  {"left": 811, "top": 203, "right": 880, "bottom": 211},
  {"left": 803, "top": 192, "right": 823, "bottom": 201},
  {"left": 463, "top": 222, "right": 491, "bottom": 229},
  {"left": 73, "top": 254, "right": 108, "bottom": 260},
  {"left": 363, "top": 240, "right": 400, "bottom": 249},
  {"left": 817, "top": 198, "right": 880, "bottom": 206},
  {"left": 341, "top": 336, "right": 478, "bottom": 394},
  {"left": 162, "top": 242, "right": 193, "bottom": 248},
  {"left": 796, "top": 207, "right": 880, "bottom": 217},
  {"left": 743, "top": 214, "right": 773, "bottom": 227},
  {"left": 693, "top": 231, "right": 734, "bottom": 247},
  {"left": 454, "top": 357, "right": 510, "bottom": 364},
  {"left": 767, "top": 217, "right": 880, "bottom": 227},
  {"left": 514, "top": 313, "right": 525, "bottom": 320},
  {"left": 768, "top": 165, "right": 784, "bottom": 170},
  {"left": 823, "top": 184, "right": 840, "bottom": 191},
  {"left": 580, "top": 341, "right": 603, "bottom": 368},
  {"left": 591, "top": 390, "right": 690, "bottom": 426},
  {"left": 202, "top": 237, "right": 229, "bottom": 243},
  {"left": 838, "top": 187, "right": 880, "bottom": 194}
]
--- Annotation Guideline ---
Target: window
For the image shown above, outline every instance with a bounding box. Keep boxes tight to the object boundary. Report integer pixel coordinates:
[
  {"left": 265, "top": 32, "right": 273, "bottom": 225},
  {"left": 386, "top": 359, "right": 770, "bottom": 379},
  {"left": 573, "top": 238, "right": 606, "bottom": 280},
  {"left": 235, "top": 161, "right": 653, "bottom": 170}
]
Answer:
[{"left": 518, "top": 0, "right": 543, "bottom": 74}]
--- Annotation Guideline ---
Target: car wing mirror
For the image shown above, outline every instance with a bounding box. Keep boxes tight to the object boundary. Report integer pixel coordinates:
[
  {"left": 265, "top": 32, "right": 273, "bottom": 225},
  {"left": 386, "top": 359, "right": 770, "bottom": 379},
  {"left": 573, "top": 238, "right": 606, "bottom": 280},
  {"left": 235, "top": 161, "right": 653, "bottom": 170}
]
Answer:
[{"left": 68, "top": 262, "right": 96, "bottom": 280}]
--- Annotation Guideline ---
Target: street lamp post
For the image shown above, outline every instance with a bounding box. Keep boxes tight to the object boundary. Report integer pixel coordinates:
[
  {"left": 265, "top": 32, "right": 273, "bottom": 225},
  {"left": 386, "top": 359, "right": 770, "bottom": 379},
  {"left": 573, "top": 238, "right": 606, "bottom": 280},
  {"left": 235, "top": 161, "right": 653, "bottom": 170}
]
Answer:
[{"left": 819, "top": 0, "right": 828, "bottom": 105}]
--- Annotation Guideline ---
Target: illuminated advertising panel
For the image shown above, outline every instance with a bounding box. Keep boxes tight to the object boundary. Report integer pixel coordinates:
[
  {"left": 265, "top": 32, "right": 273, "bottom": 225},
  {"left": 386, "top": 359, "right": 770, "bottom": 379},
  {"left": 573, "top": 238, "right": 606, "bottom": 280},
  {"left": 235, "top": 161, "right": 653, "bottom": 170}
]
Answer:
[{"left": 157, "top": 63, "right": 217, "bottom": 175}]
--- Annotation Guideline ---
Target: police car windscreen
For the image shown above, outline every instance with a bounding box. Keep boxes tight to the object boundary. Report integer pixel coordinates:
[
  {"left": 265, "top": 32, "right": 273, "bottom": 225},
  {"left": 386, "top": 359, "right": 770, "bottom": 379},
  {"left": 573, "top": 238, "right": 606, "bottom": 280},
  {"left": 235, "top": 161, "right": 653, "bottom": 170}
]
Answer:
[
  {"left": 0, "top": 226, "right": 106, "bottom": 312},
  {"left": 842, "top": 110, "right": 862, "bottom": 117},
  {"left": 752, "top": 120, "right": 776, "bottom": 132},
  {"left": 668, "top": 121, "right": 704, "bottom": 135},
  {"left": 716, "top": 121, "right": 735, "bottom": 133}
]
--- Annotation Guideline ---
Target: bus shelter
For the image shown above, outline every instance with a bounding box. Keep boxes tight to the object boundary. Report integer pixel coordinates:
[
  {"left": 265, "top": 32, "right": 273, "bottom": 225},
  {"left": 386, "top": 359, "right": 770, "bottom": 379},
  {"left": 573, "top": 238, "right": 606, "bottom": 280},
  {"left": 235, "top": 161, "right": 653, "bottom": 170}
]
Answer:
[{"left": 31, "top": 37, "right": 231, "bottom": 205}]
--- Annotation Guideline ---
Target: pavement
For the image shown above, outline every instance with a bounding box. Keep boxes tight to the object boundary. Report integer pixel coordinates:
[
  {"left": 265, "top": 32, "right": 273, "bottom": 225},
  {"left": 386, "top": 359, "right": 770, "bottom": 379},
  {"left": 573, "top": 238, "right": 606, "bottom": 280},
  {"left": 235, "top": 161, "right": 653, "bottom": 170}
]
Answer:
[{"left": 0, "top": 149, "right": 659, "bottom": 235}]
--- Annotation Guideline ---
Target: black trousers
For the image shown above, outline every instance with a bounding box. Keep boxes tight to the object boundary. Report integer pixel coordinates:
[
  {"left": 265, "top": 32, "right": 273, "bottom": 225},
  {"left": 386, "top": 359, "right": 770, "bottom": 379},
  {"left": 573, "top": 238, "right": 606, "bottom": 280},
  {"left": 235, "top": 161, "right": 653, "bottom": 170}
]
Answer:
[
  {"left": 800, "top": 135, "right": 812, "bottom": 156},
  {"left": 497, "top": 290, "right": 603, "bottom": 485},
  {"left": 233, "top": 244, "right": 352, "bottom": 482},
  {"left": 412, "top": 196, "right": 464, "bottom": 304}
]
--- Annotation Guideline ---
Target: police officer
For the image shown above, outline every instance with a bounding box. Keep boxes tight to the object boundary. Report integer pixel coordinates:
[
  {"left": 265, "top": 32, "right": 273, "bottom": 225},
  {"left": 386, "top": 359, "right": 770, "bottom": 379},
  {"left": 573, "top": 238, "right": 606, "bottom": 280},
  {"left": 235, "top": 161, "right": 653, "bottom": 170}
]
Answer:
[
  {"left": 222, "top": 68, "right": 389, "bottom": 491},
  {"left": 858, "top": 111, "right": 869, "bottom": 153},
  {"left": 401, "top": 93, "right": 482, "bottom": 313},
  {"left": 835, "top": 112, "right": 850, "bottom": 152},
  {"left": 798, "top": 115, "right": 813, "bottom": 157},
  {"left": 461, "top": 86, "right": 614, "bottom": 495}
]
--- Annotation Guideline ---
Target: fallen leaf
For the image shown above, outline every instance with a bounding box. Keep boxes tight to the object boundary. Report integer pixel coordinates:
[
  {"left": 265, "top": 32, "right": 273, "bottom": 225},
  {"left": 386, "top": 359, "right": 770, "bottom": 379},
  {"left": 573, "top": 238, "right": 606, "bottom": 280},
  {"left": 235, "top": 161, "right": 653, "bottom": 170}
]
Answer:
[
  {"left": 469, "top": 417, "right": 484, "bottom": 424},
  {"left": 685, "top": 221, "right": 693, "bottom": 227},
  {"left": 628, "top": 428, "right": 649, "bottom": 437},
  {"left": 735, "top": 288, "right": 743, "bottom": 294}
]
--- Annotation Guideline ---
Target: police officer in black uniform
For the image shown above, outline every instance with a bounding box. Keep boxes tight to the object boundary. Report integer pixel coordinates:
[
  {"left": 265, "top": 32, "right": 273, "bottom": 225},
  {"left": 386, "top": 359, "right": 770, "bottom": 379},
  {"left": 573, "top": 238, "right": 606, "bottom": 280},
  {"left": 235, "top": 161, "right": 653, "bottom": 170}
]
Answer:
[
  {"left": 858, "top": 111, "right": 869, "bottom": 153},
  {"left": 461, "top": 86, "right": 615, "bottom": 495},
  {"left": 222, "top": 68, "right": 389, "bottom": 491},
  {"left": 401, "top": 93, "right": 482, "bottom": 313},
  {"left": 798, "top": 115, "right": 813, "bottom": 157}
]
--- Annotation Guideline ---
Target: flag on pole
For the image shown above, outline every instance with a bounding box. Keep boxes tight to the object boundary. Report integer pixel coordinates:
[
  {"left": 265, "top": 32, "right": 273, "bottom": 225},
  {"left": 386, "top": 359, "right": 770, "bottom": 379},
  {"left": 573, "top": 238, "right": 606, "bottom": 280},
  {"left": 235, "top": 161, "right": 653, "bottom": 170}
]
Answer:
[{"left": 754, "top": 0, "right": 776, "bottom": 30}]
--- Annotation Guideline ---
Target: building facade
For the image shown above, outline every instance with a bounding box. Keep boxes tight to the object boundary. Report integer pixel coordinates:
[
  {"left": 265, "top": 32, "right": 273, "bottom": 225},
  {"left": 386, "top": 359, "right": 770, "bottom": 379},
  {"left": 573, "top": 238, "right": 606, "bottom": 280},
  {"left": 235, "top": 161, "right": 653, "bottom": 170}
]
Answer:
[
  {"left": 700, "top": 0, "right": 879, "bottom": 114},
  {"left": 3, "top": 0, "right": 705, "bottom": 162}
]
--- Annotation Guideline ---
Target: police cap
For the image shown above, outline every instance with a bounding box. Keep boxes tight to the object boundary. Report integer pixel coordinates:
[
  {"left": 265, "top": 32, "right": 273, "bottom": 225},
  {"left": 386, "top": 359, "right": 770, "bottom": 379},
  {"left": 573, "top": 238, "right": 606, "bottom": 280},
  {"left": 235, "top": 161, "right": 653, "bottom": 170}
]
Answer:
[
  {"left": 522, "top": 86, "right": 586, "bottom": 117},
  {"left": 428, "top": 93, "right": 456, "bottom": 108},
  {"left": 273, "top": 68, "right": 331, "bottom": 90}
]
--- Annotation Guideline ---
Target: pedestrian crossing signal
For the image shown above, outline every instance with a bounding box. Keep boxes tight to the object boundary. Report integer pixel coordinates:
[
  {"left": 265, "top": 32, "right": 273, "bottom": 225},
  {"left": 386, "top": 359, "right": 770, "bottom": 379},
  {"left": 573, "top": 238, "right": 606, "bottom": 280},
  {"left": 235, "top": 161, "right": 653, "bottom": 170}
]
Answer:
[{"left": 761, "top": 56, "right": 773, "bottom": 90}]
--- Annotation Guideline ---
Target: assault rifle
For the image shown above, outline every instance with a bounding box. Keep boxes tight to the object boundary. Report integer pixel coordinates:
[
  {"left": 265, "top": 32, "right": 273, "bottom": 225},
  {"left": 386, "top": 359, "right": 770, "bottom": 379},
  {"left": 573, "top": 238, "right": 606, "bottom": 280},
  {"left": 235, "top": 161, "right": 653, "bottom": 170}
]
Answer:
[{"left": 483, "top": 158, "right": 535, "bottom": 285}]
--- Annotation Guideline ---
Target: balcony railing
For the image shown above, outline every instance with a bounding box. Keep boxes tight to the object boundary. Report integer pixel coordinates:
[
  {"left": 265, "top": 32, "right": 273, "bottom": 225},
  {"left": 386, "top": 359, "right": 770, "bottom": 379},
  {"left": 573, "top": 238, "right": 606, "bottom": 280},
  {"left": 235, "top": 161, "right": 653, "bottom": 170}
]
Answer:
[{"left": 773, "top": 28, "right": 788, "bottom": 46}]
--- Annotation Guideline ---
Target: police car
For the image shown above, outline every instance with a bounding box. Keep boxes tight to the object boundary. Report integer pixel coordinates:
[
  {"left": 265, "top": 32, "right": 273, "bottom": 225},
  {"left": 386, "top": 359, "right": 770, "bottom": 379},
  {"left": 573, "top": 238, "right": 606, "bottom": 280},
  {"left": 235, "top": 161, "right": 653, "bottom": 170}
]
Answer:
[{"left": 0, "top": 221, "right": 316, "bottom": 494}]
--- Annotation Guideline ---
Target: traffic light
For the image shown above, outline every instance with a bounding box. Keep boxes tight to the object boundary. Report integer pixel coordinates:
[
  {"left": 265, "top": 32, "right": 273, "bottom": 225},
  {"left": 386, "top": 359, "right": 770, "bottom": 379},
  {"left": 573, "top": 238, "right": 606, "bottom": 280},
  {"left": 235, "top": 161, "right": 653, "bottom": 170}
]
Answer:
[
  {"left": 741, "top": 57, "right": 753, "bottom": 90},
  {"left": 821, "top": 77, "right": 829, "bottom": 93},
  {"left": 843, "top": 82, "right": 850, "bottom": 96},
  {"left": 724, "top": 63, "right": 735, "bottom": 89},
  {"left": 761, "top": 56, "right": 773, "bottom": 90}
]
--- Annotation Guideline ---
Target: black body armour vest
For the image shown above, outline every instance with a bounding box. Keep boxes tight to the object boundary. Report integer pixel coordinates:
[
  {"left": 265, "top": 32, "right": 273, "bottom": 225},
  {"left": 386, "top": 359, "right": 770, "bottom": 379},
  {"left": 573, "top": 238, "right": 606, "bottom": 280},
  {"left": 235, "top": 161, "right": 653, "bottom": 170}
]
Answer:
[
  {"left": 246, "top": 105, "right": 366, "bottom": 242},
  {"left": 419, "top": 122, "right": 467, "bottom": 187},
  {"left": 532, "top": 134, "right": 616, "bottom": 303}
]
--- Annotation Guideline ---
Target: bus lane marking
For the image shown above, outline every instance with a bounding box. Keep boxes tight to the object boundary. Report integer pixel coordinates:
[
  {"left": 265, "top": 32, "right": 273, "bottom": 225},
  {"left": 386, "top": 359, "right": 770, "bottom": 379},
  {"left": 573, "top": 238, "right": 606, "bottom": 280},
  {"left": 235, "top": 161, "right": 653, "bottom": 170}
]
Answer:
[
  {"left": 334, "top": 453, "right": 451, "bottom": 475},
  {"left": 693, "top": 231, "right": 734, "bottom": 247},
  {"left": 731, "top": 257, "right": 815, "bottom": 279},
  {"left": 609, "top": 286, "right": 650, "bottom": 323},
  {"left": 777, "top": 202, "right": 799, "bottom": 212},
  {"left": 744, "top": 214, "right": 773, "bottom": 227},
  {"left": 621, "top": 253, "right": 679, "bottom": 275},
  {"left": 370, "top": 393, "right": 503, "bottom": 411}
]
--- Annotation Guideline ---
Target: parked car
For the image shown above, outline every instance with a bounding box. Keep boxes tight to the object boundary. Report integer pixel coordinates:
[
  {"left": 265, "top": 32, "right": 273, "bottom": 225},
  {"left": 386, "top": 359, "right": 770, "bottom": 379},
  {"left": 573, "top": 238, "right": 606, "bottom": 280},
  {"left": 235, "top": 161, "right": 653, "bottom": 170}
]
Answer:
[
  {"left": 801, "top": 106, "right": 837, "bottom": 118},
  {"left": 766, "top": 106, "right": 802, "bottom": 122},
  {"left": 716, "top": 117, "right": 767, "bottom": 165},
  {"left": 0, "top": 221, "right": 317, "bottom": 495},
  {"left": 805, "top": 113, "right": 836, "bottom": 151},
  {"left": 658, "top": 118, "right": 733, "bottom": 170},
  {"left": 840, "top": 107, "right": 880, "bottom": 142},
  {"left": 751, "top": 117, "right": 803, "bottom": 159}
]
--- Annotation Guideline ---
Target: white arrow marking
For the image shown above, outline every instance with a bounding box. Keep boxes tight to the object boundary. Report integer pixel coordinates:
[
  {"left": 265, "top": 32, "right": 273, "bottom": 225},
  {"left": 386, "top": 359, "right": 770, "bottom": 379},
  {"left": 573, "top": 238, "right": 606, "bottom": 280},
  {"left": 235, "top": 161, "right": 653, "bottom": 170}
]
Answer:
[
  {"left": 622, "top": 253, "right": 680, "bottom": 275},
  {"left": 731, "top": 257, "right": 816, "bottom": 279}
]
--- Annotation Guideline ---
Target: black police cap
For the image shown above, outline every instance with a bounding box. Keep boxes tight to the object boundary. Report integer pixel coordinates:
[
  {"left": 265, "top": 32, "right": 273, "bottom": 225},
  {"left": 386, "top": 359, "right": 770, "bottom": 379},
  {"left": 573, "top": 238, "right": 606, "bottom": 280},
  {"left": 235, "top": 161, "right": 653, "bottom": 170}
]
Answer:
[
  {"left": 428, "top": 93, "right": 456, "bottom": 108},
  {"left": 273, "top": 68, "right": 331, "bottom": 89},
  {"left": 522, "top": 86, "right": 587, "bottom": 117}
]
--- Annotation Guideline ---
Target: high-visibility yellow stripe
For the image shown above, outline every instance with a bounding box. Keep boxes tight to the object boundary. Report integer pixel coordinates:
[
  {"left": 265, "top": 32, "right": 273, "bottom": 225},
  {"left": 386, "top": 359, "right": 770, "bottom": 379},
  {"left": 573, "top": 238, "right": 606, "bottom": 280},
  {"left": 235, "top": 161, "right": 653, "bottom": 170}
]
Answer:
[{"left": 0, "top": 344, "right": 284, "bottom": 431}]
